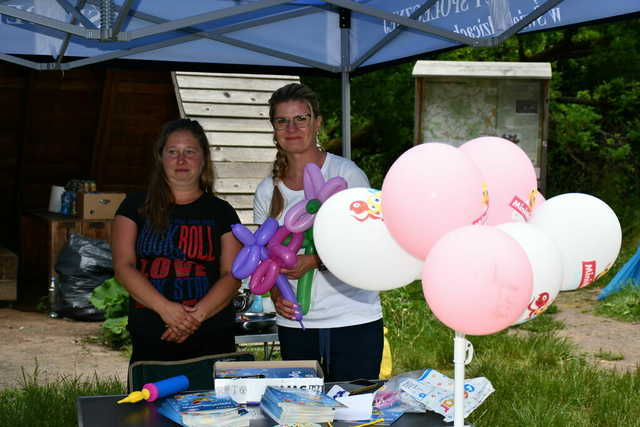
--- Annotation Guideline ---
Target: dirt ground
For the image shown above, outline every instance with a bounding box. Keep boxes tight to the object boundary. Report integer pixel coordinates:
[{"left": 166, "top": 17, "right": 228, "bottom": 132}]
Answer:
[
  {"left": 0, "top": 287, "right": 638, "bottom": 390},
  {"left": 0, "top": 307, "right": 129, "bottom": 390},
  {"left": 548, "top": 286, "right": 640, "bottom": 372}
]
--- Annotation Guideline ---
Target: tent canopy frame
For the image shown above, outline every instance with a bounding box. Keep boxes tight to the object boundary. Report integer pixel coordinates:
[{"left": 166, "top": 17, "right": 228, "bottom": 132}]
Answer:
[
  {"left": 0, "top": 0, "right": 563, "bottom": 71},
  {"left": 0, "top": 0, "right": 636, "bottom": 157}
]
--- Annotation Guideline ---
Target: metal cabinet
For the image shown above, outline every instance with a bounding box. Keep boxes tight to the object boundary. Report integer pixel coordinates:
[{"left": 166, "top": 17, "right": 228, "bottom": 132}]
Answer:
[{"left": 412, "top": 60, "right": 551, "bottom": 192}]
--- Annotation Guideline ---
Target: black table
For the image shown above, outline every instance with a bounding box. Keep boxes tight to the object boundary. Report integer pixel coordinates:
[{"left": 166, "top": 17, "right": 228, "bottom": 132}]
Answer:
[{"left": 76, "top": 383, "right": 455, "bottom": 427}]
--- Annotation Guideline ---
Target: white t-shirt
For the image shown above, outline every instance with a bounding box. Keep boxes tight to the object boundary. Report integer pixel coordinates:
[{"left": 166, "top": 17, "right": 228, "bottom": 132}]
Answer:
[{"left": 254, "top": 153, "right": 383, "bottom": 329}]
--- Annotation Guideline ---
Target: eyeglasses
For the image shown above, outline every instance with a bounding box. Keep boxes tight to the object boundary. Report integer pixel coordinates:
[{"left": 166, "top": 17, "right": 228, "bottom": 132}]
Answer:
[{"left": 272, "top": 113, "right": 312, "bottom": 130}]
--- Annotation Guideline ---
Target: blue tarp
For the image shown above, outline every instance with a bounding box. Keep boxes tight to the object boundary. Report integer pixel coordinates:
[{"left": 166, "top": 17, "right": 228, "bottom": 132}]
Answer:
[{"left": 597, "top": 245, "right": 640, "bottom": 300}]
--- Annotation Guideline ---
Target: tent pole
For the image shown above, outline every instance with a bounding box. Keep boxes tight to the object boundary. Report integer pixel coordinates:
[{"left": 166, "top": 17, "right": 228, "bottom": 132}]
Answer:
[
  {"left": 339, "top": 8, "right": 351, "bottom": 159},
  {"left": 341, "top": 69, "right": 351, "bottom": 160}
]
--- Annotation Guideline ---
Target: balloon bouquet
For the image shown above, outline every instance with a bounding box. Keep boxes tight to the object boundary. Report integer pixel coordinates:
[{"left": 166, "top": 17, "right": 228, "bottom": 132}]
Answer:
[
  {"left": 230, "top": 163, "right": 347, "bottom": 328},
  {"left": 311, "top": 137, "right": 622, "bottom": 427}
]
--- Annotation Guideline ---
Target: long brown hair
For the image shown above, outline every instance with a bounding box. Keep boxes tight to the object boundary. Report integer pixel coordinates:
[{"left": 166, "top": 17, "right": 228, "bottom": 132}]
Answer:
[
  {"left": 267, "top": 83, "right": 321, "bottom": 218},
  {"left": 143, "top": 118, "right": 213, "bottom": 231}
]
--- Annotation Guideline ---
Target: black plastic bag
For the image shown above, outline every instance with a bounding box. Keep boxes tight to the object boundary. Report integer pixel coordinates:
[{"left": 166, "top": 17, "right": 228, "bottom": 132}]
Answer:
[{"left": 54, "top": 233, "right": 113, "bottom": 321}]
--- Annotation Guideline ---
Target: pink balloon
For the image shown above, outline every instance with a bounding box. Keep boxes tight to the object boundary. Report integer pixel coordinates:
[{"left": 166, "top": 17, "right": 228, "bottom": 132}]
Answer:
[
  {"left": 250, "top": 259, "right": 279, "bottom": 295},
  {"left": 284, "top": 163, "right": 348, "bottom": 233},
  {"left": 460, "top": 136, "right": 538, "bottom": 224},
  {"left": 381, "top": 143, "right": 487, "bottom": 259},
  {"left": 248, "top": 226, "right": 304, "bottom": 293},
  {"left": 318, "top": 176, "right": 347, "bottom": 202},
  {"left": 267, "top": 226, "right": 303, "bottom": 254},
  {"left": 303, "top": 162, "right": 324, "bottom": 199},
  {"left": 422, "top": 226, "right": 533, "bottom": 335},
  {"left": 284, "top": 200, "right": 316, "bottom": 232}
]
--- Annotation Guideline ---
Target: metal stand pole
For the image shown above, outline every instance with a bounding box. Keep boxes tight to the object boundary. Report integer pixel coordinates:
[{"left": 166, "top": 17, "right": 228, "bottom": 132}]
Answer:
[
  {"left": 453, "top": 331, "right": 474, "bottom": 426},
  {"left": 339, "top": 7, "right": 351, "bottom": 160}
]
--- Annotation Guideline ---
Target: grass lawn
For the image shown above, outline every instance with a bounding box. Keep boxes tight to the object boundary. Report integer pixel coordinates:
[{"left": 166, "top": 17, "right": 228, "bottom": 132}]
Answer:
[
  {"left": 382, "top": 282, "right": 640, "bottom": 426},
  {"left": 2, "top": 281, "right": 639, "bottom": 426}
]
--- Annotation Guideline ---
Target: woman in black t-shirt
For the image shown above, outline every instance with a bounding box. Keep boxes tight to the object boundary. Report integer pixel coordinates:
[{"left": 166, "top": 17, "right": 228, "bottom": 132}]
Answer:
[{"left": 112, "top": 119, "right": 242, "bottom": 363}]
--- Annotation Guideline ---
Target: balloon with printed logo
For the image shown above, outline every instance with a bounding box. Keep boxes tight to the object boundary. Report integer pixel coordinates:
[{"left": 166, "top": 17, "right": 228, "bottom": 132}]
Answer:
[
  {"left": 497, "top": 222, "right": 563, "bottom": 325},
  {"left": 529, "top": 193, "right": 621, "bottom": 291},
  {"left": 314, "top": 187, "right": 423, "bottom": 291},
  {"left": 381, "top": 143, "right": 488, "bottom": 260},
  {"left": 422, "top": 225, "right": 533, "bottom": 335},
  {"left": 460, "top": 136, "right": 538, "bottom": 225}
]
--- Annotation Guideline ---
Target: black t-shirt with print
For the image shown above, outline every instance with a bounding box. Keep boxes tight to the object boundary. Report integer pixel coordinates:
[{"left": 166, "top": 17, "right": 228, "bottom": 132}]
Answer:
[{"left": 116, "top": 192, "right": 240, "bottom": 338}]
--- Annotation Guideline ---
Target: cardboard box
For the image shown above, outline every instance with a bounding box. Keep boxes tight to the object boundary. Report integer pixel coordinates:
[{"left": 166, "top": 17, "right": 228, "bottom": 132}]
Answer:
[
  {"left": 214, "top": 360, "right": 324, "bottom": 404},
  {"left": 77, "top": 192, "right": 126, "bottom": 220}
]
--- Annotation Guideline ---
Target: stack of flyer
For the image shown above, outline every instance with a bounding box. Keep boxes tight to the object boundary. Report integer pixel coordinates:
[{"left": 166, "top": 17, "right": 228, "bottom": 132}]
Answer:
[
  {"left": 156, "top": 391, "right": 250, "bottom": 427},
  {"left": 260, "top": 386, "right": 345, "bottom": 424}
]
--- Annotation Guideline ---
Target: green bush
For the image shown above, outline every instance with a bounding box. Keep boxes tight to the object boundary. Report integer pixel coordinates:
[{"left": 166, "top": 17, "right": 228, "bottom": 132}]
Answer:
[{"left": 89, "top": 277, "right": 131, "bottom": 349}]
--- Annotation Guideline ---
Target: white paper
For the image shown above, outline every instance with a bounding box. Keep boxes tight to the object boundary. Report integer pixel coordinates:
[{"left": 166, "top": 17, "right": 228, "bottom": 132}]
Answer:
[
  {"left": 48, "top": 185, "right": 64, "bottom": 213},
  {"left": 327, "top": 385, "right": 350, "bottom": 400},
  {"left": 334, "top": 393, "right": 374, "bottom": 421}
]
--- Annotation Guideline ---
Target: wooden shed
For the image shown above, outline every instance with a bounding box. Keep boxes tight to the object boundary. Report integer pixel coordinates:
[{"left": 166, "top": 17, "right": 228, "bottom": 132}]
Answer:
[
  {"left": 3, "top": 64, "right": 297, "bottom": 306},
  {"left": 172, "top": 72, "right": 299, "bottom": 226}
]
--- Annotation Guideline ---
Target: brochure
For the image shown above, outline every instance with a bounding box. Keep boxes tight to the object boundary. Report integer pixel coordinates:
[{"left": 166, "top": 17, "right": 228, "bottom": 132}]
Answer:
[
  {"left": 260, "top": 386, "right": 345, "bottom": 424},
  {"left": 156, "top": 391, "right": 249, "bottom": 427}
]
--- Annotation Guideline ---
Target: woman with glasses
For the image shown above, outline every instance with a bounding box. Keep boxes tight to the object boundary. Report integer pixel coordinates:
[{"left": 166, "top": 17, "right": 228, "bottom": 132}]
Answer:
[
  {"left": 112, "top": 118, "right": 242, "bottom": 371},
  {"left": 254, "top": 83, "right": 383, "bottom": 382}
]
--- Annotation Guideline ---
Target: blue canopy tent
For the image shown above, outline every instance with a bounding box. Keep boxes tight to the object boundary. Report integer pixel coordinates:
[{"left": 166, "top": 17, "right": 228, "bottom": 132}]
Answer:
[
  {"left": 3, "top": 3, "right": 638, "bottom": 425},
  {"left": 1, "top": 0, "right": 639, "bottom": 157}
]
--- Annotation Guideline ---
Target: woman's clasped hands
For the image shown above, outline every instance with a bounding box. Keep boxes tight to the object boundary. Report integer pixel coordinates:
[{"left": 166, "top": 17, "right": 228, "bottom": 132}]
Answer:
[{"left": 160, "top": 300, "right": 203, "bottom": 343}]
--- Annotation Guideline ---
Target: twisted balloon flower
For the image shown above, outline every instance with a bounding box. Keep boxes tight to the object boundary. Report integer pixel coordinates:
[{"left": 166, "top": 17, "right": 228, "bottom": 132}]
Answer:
[
  {"left": 282, "top": 162, "right": 347, "bottom": 315},
  {"left": 250, "top": 225, "right": 305, "bottom": 328},
  {"left": 284, "top": 162, "right": 347, "bottom": 233},
  {"left": 230, "top": 218, "right": 278, "bottom": 279},
  {"left": 231, "top": 219, "right": 306, "bottom": 328}
]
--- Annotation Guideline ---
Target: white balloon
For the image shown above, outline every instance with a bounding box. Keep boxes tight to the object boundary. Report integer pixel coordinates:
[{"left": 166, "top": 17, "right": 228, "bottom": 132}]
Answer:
[
  {"left": 497, "top": 222, "right": 563, "bottom": 325},
  {"left": 529, "top": 193, "right": 621, "bottom": 291},
  {"left": 313, "top": 188, "right": 423, "bottom": 291}
]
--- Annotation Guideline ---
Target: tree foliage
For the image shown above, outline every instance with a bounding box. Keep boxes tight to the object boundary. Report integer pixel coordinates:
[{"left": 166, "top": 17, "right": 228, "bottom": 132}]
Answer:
[{"left": 303, "top": 18, "right": 640, "bottom": 242}]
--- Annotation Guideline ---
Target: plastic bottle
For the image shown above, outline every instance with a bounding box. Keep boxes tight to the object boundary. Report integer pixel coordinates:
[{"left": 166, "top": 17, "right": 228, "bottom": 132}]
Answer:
[
  {"left": 248, "top": 293, "right": 263, "bottom": 313},
  {"left": 60, "top": 191, "right": 73, "bottom": 215},
  {"left": 48, "top": 276, "right": 58, "bottom": 318}
]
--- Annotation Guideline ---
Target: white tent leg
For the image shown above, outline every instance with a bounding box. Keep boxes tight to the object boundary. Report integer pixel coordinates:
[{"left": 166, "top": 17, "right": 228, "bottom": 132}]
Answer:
[{"left": 454, "top": 331, "right": 474, "bottom": 426}]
